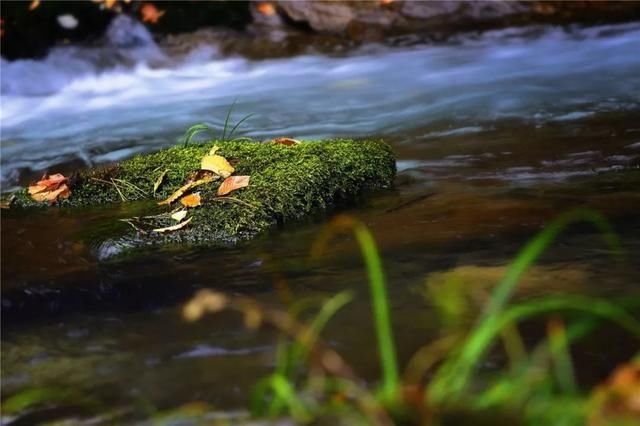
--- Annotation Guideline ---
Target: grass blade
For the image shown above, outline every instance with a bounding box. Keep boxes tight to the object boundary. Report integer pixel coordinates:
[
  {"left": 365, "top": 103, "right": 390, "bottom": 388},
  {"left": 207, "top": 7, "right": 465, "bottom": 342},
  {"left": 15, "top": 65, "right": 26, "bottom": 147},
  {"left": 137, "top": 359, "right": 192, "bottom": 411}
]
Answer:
[
  {"left": 429, "top": 208, "right": 621, "bottom": 403},
  {"left": 227, "top": 113, "right": 254, "bottom": 141},
  {"left": 312, "top": 215, "right": 399, "bottom": 403},
  {"left": 220, "top": 99, "right": 237, "bottom": 141}
]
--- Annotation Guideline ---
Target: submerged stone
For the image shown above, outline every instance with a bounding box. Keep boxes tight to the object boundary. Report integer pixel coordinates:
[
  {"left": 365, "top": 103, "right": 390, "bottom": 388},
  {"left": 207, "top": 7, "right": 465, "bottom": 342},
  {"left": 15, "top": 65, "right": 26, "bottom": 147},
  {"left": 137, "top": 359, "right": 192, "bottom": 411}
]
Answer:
[{"left": 12, "top": 139, "right": 396, "bottom": 252}]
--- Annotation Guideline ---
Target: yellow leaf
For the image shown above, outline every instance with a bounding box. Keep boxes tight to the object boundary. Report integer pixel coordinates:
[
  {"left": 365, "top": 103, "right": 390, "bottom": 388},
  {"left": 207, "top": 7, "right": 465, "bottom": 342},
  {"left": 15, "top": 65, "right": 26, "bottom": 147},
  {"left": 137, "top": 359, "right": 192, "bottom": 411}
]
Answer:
[
  {"left": 217, "top": 176, "right": 250, "bottom": 196},
  {"left": 0, "top": 195, "right": 15, "bottom": 209},
  {"left": 201, "top": 155, "right": 234, "bottom": 178},
  {"left": 171, "top": 209, "right": 188, "bottom": 222},
  {"left": 180, "top": 193, "right": 201, "bottom": 208},
  {"left": 158, "top": 176, "right": 215, "bottom": 205},
  {"left": 208, "top": 145, "right": 221, "bottom": 155},
  {"left": 153, "top": 169, "right": 168, "bottom": 195},
  {"left": 152, "top": 217, "right": 192, "bottom": 233}
]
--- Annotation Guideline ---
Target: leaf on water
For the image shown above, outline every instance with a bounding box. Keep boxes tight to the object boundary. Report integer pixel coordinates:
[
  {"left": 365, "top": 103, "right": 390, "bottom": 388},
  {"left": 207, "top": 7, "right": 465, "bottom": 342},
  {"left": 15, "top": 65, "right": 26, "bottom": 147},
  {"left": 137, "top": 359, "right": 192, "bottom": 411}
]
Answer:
[
  {"left": 152, "top": 217, "right": 192, "bottom": 233},
  {"left": 171, "top": 209, "right": 188, "bottom": 222},
  {"left": 153, "top": 169, "right": 168, "bottom": 195},
  {"left": 158, "top": 176, "right": 215, "bottom": 205},
  {"left": 272, "top": 137, "right": 301, "bottom": 146},
  {"left": 201, "top": 155, "right": 235, "bottom": 178},
  {"left": 180, "top": 193, "right": 201, "bottom": 208},
  {"left": 208, "top": 145, "right": 221, "bottom": 156},
  {"left": 28, "top": 173, "right": 71, "bottom": 203},
  {"left": 217, "top": 175, "right": 250, "bottom": 196}
]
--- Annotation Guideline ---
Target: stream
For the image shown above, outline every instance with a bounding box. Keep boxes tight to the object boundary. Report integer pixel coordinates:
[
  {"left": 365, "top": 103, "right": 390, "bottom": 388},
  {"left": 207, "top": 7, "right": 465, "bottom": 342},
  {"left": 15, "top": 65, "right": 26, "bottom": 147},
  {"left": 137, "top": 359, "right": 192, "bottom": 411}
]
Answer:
[{"left": 2, "top": 22, "right": 640, "bottom": 423}]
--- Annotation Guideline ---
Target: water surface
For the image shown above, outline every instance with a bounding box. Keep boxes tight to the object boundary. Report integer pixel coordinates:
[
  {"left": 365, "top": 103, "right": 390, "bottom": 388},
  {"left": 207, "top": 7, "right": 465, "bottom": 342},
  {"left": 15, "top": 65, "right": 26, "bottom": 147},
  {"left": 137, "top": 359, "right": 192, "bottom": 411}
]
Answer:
[{"left": 2, "top": 22, "right": 640, "bottom": 422}]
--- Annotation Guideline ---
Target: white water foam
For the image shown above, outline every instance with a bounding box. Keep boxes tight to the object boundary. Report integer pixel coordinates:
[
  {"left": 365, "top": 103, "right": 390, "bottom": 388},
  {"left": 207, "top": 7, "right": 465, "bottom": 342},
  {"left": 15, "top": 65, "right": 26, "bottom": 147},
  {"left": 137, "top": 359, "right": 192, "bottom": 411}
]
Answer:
[{"left": 1, "top": 23, "right": 640, "bottom": 187}]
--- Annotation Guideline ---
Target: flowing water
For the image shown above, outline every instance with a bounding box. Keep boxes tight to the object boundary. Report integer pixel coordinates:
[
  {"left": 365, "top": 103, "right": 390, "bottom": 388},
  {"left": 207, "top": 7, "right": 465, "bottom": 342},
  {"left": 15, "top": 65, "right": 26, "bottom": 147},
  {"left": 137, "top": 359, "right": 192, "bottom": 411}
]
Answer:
[{"left": 2, "top": 21, "right": 640, "bottom": 422}]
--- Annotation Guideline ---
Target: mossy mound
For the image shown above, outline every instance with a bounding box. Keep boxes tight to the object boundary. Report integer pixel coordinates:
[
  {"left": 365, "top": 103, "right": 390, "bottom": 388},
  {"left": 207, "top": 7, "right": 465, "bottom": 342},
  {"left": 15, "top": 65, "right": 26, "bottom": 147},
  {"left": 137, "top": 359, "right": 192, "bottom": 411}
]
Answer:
[{"left": 12, "top": 139, "right": 395, "bottom": 249}]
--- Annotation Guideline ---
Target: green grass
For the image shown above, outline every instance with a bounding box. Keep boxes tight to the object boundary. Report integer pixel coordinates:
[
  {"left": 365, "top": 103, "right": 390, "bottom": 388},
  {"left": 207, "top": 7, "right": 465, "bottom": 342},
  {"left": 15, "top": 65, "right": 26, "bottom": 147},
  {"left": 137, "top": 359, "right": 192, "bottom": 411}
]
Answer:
[
  {"left": 238, "top": 207, "right": 639, "bottom": 424},
  {"left": 183, "top": 100, "right": 254, "bottom": 146},
  {"left": 5, "top": 208, "right": 639, "bottom": 425}
]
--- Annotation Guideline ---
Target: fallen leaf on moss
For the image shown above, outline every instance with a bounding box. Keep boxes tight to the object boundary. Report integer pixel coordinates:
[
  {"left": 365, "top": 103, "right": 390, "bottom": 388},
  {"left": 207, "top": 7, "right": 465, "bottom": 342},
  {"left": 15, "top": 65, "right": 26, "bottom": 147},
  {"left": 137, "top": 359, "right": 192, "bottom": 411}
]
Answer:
[
  {"left": 158, "top": 176, "right": 215, "bottom": 205},
  {"left": 153, "top": 169, "right": 168, "bottom": 194},
  {"left": 208, "top": 145, "right": 221, "bottom": 155},
  {"left": 180, "top": 193, "right": 201, "bottom": 208},
  {"left": 201, "top": 155, "right": 234, "bottom": 178},
  {"left": 28, "top": 173, "right": 67, "bottom": 194},
  {"left": 272, "top": 137, "right": 300, "bottom": 146},
  {"left": 217, "top": 176, "right": 250, "bottom": 196},
  {"left": 0, "top": 195, "right": 15, "bottom": 209},
  {"left": 153, "top": 217, "right": 192, "bottom": 233},
  {"left": 171, "top": 209, "right": 188, "bottom": 222},
  {"left": 31, "top": 184, "right": 71, "bottom": 203},
  {"left": 28, "top": 173, "right": 71, "bottom": 203}
]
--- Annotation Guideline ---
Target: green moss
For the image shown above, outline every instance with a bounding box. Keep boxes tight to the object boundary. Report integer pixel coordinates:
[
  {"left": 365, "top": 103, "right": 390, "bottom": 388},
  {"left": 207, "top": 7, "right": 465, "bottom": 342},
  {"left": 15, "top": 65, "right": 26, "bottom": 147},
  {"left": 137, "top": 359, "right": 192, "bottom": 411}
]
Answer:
[{"left": 13, "top": 139, "right": 395, "bottom": 248}]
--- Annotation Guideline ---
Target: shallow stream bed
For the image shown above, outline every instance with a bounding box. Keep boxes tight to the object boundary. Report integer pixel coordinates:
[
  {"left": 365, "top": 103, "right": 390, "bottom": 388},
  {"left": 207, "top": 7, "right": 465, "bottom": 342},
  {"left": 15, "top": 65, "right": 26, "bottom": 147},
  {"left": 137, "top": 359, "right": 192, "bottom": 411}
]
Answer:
[{"left": 2, "top": 22, "right": 640, "bottom": 423}]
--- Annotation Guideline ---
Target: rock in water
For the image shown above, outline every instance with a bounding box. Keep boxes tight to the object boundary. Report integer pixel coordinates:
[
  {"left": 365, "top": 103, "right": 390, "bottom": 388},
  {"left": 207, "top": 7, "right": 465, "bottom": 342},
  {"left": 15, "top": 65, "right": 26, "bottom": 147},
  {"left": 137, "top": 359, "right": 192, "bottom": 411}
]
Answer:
[{"left": 11, "top": 139, "right": 396, "bottom": 255}]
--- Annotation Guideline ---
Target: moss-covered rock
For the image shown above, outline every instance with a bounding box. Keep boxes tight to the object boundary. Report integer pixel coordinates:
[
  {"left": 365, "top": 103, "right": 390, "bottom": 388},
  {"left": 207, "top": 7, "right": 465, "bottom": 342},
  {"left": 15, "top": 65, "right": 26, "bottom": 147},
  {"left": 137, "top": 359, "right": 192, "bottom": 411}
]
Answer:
[{"left": 12, "top": 139, "right": 395, "bottom": 250}]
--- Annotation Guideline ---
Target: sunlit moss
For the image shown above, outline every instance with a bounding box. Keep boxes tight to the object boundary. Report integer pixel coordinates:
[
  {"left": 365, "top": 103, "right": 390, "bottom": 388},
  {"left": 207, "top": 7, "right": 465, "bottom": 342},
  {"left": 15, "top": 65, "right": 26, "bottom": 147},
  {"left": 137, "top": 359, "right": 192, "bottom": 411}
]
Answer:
[{"left": 12, "top": 139, "right": 396, "bottom": 248}]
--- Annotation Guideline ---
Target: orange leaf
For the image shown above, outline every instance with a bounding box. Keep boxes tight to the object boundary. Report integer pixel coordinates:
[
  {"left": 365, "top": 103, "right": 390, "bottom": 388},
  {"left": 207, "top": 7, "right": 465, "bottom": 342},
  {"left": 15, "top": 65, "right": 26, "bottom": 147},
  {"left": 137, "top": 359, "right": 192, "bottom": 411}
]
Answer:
[
  {"left": 180, "top": 193, "right": 202, "bottom": 208},
  {"left": 37, "top": 173, "right": 67, "bottom": 188},
  {"left": 30, "top": 184, "right": 71, "bottom": 203},
  {"left": 140, "top": 3, "right": 165, "bottom": 24},
  {"left": 217, "top": 176, "right": 250, "bottom": 196},
  {"left": 272, "top": 137, "right": 300, "bottom": 146},
  {"left": 28, "top": 184, "right": 49, "bottom": 195},
  {"left": 256, "top": 2, "right": 276, "bottom": 16},
  {"left": 29, "top": 0, "right": 40, "bottom": 11},
  {"left": 28, "top": 173, "right": 71, "bottom": 202}
]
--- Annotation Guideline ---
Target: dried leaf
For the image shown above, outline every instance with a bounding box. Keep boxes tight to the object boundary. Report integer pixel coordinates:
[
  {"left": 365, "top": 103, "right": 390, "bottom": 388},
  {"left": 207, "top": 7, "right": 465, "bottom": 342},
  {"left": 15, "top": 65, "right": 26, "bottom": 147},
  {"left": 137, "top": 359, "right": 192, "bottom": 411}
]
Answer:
[
  {"left": 256, "top": 3, "right": 276, "bottom": 16},
  {"left": 140, "top": 3, "right": 165, "bottom": 24},
  {"left": 208, "top": 145, "right": 221, "bottom": 156},
  {"left": 158, "top": 176, "right": 215, "bottom": 205},
  {"left": 28, "top": 184, "right": 49, "bottom": 195},
  {"left": 30, "top": 184, "right": 71, "bottom": 203},
  {"left": 272, "top": 137, "right": 300, "bottom": 146},
  {"left": 201, "top": 155, "right": 235, "bottom": 178},
  {"left": 29, "top": 0, "right": 40, "bottom": 11},
  {"left": 152, "top": 217, "right": 192, "bottom": 233},
  {"left": 171, "top": 209, "right": 188, "bottom": 222},
  {"left": 33, "top": 173, "right": 67, "bottom": 191},
  {"left": 28, "top": 173, "right": 70, "bottom": 203},
  {"left": 153, "top": 169, "right": 168, "bottom": 195},
  {"left": 217, "top": 176, "right": 250, "bottom": 196},
  {"left": 0, "top": 195, "right": 15, "bottom": 209},
  {"left": 180, "top": 193, "right": 201, "bottom": 208}
]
